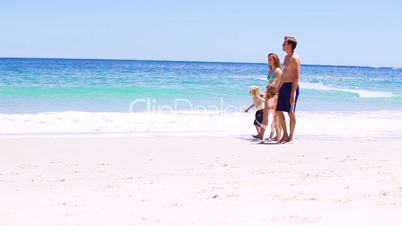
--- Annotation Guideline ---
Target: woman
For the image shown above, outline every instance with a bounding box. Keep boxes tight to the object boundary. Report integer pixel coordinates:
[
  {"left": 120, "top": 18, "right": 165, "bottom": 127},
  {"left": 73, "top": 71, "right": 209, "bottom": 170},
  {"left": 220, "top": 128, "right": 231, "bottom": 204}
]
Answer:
[
  {"left": 257, "top": 53, "right": 283, "bottom": 140},
  {"left": 266, "top": 53, "right": 282, "bottom": 90}
]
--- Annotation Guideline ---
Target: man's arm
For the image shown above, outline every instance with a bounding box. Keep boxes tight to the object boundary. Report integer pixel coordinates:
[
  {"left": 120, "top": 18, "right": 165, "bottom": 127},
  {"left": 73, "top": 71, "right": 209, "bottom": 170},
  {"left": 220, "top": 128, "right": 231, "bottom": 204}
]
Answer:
[{"left": 290, "top": 57, "right": 300, "bottom": 112}]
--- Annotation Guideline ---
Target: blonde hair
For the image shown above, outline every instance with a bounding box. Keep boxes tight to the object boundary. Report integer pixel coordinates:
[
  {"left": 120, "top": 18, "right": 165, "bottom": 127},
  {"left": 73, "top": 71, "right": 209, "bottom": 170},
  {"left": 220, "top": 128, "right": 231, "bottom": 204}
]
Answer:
[{"left": 249, "top": 86, "right": 260, "bottom": 97}]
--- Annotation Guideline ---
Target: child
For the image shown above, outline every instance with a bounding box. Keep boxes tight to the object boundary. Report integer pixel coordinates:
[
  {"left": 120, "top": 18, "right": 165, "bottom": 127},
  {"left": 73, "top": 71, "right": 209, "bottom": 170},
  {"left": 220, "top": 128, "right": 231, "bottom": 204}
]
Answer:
[
  {"left": 245, "top": 86, "right": 265, "bottom": 138},
  {"left": 258, "top": 85, "right": 280, "bottom": 141}
]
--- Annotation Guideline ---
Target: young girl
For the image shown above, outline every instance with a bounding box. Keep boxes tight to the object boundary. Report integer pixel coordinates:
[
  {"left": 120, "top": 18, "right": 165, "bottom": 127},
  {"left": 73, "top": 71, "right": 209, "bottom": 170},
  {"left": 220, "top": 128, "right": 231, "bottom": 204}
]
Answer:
[
  {"left": 257, "top": 85, "right": 280, "bottom": 141},
  {"left": 245, "top": 86, "right": 265, "bottom": 138}
]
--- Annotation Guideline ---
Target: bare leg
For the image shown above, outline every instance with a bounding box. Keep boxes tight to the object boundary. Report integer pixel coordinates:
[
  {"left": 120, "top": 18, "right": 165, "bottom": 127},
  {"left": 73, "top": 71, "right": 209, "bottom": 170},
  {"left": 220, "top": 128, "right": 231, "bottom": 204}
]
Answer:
[
  {"left": 269, "top": 132, "right": 274, "bottom": 140},
  {"left": 273, "top": 113, "right": 281, "bottom": 142},
  {"left": 268, "top": 112, "right": 275, "bottom": 140},
  {"left": 253, "top": 125, "right": 259, "bottom": 136},
  {"left": 277, "top": 111, "right": 288, "bottom": 143},
  {"left": 287, "top": 112, "right": 296, "bottom": 142},
  {"left": 252, "top": 125, "right": 261, "bottom": 138},
  {"left": 257, "top": 108, "right": 269, "bottom": 139}
]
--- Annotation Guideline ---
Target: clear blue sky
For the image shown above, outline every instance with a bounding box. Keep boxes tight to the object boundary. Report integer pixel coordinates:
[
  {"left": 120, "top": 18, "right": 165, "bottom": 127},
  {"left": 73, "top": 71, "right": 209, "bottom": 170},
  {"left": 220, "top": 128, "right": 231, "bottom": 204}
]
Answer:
[{"left": 1, "top": 0, "right": 401, "bottom": 67}]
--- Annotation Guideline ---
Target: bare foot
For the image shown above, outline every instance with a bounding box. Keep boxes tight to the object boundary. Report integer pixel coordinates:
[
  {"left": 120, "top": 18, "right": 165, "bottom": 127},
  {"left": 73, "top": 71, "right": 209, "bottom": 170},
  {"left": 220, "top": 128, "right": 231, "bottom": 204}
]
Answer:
[
  {"left": 279, "top": 135, "right": 288, "bottom": 143},
  {"left": 252, "top": 134, "right": 259, "bottom": 138},
  {"left": 285, "top": 137, "right": 294, "bottom": 144}
]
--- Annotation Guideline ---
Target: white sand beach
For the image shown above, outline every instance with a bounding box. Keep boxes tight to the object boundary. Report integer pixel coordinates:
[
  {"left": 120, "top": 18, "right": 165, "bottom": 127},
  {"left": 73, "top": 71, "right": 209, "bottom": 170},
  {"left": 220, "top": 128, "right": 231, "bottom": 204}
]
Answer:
[{"left": 1, "top": 136, "right": 402, "bottom": 226}]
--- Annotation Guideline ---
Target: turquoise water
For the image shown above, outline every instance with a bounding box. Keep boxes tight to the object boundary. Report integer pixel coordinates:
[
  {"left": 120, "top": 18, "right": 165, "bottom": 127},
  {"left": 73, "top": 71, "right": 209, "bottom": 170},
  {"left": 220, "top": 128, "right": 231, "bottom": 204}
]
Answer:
[{"left": 0, "top": 58, "right": 401, "bottom": 113}]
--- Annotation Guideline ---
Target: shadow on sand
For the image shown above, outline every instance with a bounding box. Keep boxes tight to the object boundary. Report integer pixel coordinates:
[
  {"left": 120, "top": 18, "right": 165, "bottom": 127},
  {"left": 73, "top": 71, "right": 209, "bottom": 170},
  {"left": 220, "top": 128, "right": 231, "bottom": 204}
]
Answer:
[{"left": 239, "top": 137, "right": 282, "bottom": 145}]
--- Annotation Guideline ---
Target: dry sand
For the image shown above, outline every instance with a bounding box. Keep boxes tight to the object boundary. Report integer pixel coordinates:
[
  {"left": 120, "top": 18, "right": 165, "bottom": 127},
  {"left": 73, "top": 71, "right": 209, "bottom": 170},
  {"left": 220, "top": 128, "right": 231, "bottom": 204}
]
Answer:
[{"left": 1, "top": 136, "right": 402, "bottom": 226}]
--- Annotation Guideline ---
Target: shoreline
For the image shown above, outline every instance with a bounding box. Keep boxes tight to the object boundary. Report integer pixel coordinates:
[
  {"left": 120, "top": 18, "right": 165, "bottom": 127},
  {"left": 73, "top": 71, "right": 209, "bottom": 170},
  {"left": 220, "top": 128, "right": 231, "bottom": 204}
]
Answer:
[
  {"left": 1, "top": 110, "right": 402, "bottom": 138},
  {"left": 1, "top": 132, "right": 402, "bottom": 141}
]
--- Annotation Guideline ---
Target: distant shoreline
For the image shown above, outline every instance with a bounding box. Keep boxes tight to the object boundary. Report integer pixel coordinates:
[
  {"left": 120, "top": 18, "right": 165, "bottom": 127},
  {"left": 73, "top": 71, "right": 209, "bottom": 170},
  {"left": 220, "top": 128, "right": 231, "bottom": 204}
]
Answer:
[{"left": 0, "top": 57, "right": 399, "bottom": 69}]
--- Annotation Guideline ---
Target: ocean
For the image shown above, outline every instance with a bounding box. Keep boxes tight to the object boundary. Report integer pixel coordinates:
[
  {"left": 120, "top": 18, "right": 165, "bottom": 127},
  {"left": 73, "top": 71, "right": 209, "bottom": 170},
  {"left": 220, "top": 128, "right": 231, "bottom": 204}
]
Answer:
[{"left": 0, "top": 58, "right": 401, "bottom": 136}]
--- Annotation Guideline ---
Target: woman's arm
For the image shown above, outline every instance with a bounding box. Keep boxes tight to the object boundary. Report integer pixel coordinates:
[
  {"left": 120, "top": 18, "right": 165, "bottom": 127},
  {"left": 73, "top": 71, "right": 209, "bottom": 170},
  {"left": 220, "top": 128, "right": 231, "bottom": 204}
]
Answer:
[{"left": 272, "top": 68, "right": 283, "bottom": 90}]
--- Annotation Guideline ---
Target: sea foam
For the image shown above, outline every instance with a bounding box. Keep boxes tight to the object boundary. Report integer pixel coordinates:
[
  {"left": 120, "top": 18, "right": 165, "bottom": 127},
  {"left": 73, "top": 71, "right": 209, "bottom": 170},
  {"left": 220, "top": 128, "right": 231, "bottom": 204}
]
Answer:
[
  {"left": 300, "top": 82, "right": 396, "bottom": 98},
  {"left": 1, "top": 110, "right": 401, "bottom": 138}
]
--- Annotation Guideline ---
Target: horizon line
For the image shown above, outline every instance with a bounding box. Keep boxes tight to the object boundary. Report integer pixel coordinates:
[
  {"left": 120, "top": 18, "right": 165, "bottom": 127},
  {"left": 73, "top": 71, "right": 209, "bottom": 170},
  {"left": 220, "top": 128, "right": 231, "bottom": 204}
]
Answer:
[{"left": 0, "top": 56, "right": 399, "bottom": 69}]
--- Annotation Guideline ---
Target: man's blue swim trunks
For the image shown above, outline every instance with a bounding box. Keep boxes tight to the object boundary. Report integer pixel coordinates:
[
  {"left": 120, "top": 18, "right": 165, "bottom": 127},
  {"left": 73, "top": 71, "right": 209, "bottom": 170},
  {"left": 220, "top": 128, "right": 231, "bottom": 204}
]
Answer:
[{"left": 276, "top": 82, "right": 300, "bottom": 113}]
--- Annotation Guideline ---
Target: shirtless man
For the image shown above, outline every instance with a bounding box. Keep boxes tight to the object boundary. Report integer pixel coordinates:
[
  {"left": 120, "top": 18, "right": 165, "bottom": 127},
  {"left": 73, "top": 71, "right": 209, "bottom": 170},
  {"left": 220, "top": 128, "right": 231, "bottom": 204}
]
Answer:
[{"left": 276, "top": 36, "right": 300, "bottom": 143}]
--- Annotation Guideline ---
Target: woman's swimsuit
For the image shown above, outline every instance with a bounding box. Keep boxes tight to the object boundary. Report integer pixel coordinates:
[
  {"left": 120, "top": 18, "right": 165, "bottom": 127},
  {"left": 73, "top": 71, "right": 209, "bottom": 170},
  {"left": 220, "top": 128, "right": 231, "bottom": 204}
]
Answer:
[{"left": 267, "top": 69, "right": 276, "bottom": 84}]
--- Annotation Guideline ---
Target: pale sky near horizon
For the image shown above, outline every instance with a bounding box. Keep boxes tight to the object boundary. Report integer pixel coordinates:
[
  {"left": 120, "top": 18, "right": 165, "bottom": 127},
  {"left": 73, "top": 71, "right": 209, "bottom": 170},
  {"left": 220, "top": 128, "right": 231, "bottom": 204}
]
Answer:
[{"left": 0, "top": 0, "right": 401, "bottom": 67}]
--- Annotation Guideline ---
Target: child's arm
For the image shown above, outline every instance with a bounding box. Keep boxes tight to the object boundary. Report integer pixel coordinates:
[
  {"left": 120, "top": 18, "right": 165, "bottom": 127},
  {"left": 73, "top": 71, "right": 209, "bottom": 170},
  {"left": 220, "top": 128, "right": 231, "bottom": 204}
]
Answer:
[{"left": 244, "top": 103, "right": 254, "bottom": 113}]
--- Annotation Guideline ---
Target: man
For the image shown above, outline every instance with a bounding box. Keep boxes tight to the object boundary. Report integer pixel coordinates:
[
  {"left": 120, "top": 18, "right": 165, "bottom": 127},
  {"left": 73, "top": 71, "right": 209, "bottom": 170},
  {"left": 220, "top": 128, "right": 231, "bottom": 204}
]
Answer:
[{"left": 276, "top": 36, "right": 300, "bottom": 143}]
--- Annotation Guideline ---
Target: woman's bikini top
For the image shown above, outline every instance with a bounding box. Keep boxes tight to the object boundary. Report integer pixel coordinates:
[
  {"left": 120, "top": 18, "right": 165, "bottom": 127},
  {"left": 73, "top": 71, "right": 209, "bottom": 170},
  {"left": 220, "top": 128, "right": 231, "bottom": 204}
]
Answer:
[{"left": 267, "top": 68, "right": 276, "bottom": 83}]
